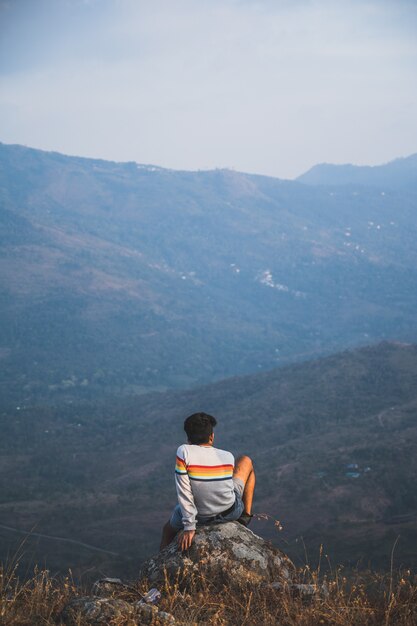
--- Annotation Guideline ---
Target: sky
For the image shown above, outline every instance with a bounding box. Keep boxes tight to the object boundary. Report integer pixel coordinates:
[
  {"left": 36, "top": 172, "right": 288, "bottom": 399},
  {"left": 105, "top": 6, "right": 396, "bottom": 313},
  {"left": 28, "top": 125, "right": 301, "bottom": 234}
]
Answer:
[{"left": 0, "top": 0, "right": 416, "bottom": 179}]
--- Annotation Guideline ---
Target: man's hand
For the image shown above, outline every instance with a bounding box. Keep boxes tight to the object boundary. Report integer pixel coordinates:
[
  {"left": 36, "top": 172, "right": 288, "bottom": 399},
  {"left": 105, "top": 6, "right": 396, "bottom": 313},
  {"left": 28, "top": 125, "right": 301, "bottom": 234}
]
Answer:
[{"left": 177, "top": 529, "right": 195, "bottom": 551}]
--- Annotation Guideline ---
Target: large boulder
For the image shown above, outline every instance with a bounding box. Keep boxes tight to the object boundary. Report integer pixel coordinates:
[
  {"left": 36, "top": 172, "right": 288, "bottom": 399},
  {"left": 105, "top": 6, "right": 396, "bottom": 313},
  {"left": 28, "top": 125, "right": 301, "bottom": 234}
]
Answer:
[{"left": 141, "top": 521, "right": 296, "bottom": 588}]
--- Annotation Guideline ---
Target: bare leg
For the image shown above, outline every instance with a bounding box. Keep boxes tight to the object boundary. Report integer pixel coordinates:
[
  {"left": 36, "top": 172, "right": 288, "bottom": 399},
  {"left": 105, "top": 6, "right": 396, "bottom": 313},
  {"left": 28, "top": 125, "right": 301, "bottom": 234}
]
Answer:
[
  {"left": 242, "top": 465, "right": 255, "bottom": 514},
  {"left": 160, "top": 521, "right": 178, "bottom": 550},
  {"left": 233, "top": 455, "right": 256, "bottom": 515}
]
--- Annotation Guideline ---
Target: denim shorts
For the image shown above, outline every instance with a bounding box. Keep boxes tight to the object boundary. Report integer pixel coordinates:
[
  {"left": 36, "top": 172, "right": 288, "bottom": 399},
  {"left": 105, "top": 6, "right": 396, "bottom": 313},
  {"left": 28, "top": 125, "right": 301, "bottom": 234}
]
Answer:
[{"left": 169, "top": 477, "right": 245, "bottom": 531}]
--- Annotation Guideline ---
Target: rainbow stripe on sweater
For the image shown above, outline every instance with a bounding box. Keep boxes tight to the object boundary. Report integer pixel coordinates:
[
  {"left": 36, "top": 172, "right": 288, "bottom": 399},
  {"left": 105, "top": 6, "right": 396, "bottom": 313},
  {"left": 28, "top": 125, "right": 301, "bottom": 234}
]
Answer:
[
  {"left": 175, "top": 456, "right": 188, "bottom": 475},
  {"left": 175, "top": 456, "right": 234, "bottom": 482}
]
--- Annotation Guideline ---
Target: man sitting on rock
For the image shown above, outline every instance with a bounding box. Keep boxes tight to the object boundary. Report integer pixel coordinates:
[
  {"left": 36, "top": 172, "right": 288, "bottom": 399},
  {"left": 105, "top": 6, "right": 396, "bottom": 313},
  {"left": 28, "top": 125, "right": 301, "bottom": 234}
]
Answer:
[{"left": 160, "top": 412, "right": 255, "bottom": 551}]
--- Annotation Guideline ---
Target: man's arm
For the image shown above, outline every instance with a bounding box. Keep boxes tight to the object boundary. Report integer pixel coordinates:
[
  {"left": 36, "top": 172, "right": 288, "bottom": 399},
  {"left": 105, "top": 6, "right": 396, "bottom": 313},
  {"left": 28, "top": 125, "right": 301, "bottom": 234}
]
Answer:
[{"left": 175, "top": 451, "right": 197, "bottom": 550}]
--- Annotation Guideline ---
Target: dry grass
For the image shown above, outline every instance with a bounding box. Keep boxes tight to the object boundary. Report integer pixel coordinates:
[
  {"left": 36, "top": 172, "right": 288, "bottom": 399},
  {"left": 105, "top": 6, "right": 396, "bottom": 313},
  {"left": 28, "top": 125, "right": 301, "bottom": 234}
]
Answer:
[
  {"left": 0, "top": 552, "right": 416, "bottom": 625},
  {"left": 0, "top": 562, "right": 78, "bottom": 625}
]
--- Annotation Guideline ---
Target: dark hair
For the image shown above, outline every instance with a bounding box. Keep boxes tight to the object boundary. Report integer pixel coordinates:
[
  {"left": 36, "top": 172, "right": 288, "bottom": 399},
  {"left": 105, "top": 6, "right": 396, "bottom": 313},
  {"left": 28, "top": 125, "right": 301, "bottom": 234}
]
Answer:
[{"left": 184, "top": 412, "right": 217, "bottom": 444}]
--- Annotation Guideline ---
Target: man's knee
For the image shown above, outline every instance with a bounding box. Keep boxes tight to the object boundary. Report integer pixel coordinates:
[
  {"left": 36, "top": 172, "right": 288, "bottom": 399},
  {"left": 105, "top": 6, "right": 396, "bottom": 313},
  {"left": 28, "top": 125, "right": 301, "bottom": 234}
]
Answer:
[
  {"left": 234, "top": 455, "right": 254, "bottom": 483},
  {"left": 236, "top": 455, "right": 253, "bottom": 470}
]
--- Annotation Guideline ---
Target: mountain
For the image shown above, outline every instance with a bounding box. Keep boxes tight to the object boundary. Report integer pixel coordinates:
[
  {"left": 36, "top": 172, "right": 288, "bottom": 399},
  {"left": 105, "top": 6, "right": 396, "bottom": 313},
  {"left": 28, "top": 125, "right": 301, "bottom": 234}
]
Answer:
[
  {"left": 1, "top": 143, "right": 417, "bottom": 401},
  {"left": 0, "top": 341, "right": 416, "bottom": 577},
  {"left": 297, "top": 153, "right": 417, "bottom": 189}
]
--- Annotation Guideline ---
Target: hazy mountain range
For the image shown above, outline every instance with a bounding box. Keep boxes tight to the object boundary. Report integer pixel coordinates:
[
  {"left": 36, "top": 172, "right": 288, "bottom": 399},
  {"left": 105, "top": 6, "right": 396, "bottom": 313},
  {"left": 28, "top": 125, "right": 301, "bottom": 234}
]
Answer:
[{"left": 1, "top": 143, "right": 417, "bottom": 402}]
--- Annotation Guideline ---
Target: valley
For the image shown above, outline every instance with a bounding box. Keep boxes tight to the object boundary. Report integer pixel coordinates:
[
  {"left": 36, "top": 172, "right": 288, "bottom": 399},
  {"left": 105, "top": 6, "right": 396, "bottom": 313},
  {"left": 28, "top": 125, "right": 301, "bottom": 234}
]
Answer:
[{"left": 0, "top": 342, "right": 416, "bottom": 578}]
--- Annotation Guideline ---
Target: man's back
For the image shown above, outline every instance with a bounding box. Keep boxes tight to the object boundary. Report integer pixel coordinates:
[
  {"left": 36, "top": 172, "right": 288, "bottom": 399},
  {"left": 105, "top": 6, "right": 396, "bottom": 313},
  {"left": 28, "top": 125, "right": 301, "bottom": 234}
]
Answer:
[{"left": 176, "top": 443, "right": 235, "bottom": 520}]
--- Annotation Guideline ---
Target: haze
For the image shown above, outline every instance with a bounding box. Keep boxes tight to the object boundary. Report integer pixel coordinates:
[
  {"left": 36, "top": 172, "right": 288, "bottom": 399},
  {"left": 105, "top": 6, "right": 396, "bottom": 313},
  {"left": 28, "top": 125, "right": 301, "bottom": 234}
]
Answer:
[{"left": 1, "top": 0, "right": 416, "bottom": 179}]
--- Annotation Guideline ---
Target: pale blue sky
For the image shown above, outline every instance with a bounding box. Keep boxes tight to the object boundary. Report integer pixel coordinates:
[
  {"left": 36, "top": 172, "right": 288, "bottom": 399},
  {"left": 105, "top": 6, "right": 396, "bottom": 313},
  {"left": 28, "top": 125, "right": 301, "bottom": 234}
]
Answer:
[{"left": 1, "top": 0, "right": 416, "bottom": 178}]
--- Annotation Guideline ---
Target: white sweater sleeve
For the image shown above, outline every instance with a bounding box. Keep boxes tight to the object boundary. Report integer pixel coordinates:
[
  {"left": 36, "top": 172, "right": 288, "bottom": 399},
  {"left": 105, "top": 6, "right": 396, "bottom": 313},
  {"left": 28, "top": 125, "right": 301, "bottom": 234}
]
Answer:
[{"left": 175, "top": 446, "right": 198, "bottom": 531}]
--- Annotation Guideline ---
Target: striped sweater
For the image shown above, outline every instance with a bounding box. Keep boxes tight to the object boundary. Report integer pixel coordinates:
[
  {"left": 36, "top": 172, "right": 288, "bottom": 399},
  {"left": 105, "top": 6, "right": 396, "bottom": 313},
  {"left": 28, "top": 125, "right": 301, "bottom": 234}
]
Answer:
[{"left": 175, "top": 443, "right": 235, "bottom": 530}]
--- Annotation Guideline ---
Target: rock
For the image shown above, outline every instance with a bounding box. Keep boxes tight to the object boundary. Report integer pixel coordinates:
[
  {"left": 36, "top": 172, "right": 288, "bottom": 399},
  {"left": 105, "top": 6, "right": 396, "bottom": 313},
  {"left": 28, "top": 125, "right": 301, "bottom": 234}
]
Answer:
[
  {"left": 134, "top": 602, "right": 176, "bottom": 624},
  {"left": 60, "top": 596, "right": 175, "bottom": 625},
  {"left": 60, "top": 596, "right": 135, "bottom": 625},
  {"left": 91, "top": 577, "right": 126, "bottom": 597},
  {"left": 140, "top": 521, "right": 296, "bottom": 588},
  {"left": 267, "top": 581, "right": 330, "bottom": 597}
]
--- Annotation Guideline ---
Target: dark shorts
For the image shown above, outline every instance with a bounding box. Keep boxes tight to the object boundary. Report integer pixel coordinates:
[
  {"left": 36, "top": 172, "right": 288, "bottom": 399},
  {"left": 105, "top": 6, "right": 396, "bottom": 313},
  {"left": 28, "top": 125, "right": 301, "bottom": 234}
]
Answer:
[{"left": 169, "top": 477, "right": 245, "bottom": 531}]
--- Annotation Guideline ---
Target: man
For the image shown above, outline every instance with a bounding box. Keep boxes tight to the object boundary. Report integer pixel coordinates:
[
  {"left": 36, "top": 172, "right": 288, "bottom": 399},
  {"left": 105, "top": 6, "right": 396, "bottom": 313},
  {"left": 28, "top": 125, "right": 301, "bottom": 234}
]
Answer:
[{"left": 160, "top": 412, "right": 256, "bottom": 551}]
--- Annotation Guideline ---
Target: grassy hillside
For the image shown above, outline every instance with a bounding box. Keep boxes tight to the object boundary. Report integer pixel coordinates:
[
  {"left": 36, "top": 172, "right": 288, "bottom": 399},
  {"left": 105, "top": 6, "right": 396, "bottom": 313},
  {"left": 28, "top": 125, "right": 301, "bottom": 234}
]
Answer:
[
  {"left": 0, "top": 342, "right": 416, "bottom": 579},
  {"left": 1, "top": 562, "right": 416, "bottom": 625}
]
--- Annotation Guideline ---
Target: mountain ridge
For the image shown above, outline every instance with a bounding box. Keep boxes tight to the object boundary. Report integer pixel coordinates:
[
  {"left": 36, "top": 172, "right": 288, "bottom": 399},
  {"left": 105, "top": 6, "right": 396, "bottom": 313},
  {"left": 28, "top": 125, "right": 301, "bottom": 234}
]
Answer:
[
  {"left": 297, "top": 153, "right": 417, "bottom": 188},
  {"left": 3, "top": 140, "right": 416, "bottom": 182}
]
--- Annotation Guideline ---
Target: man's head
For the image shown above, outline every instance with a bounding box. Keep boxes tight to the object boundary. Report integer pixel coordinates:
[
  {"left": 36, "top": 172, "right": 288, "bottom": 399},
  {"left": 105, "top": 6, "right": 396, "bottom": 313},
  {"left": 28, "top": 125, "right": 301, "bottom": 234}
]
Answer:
[{"left": 184, "top": 412, "right": 217, "bottom": 445}]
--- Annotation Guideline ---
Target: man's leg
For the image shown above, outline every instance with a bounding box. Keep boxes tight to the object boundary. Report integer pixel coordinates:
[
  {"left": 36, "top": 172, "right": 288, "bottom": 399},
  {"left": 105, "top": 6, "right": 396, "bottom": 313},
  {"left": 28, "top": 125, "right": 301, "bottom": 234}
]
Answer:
[
  {"left": 160, "top": 521, "right": 178, "bottom": 550},
  {"left": 160, "top": 504, "right": 183, "bottom": 550},
  {"left": 233, "top": 455, "right": 256, "bottom": 515}
]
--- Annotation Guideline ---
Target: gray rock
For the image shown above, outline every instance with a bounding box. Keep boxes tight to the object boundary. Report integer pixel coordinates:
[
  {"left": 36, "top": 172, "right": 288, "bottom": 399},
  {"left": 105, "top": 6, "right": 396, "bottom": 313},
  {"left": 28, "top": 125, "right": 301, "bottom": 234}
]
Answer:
[
  {"left": 60, "top": 596, "right": 135, "bottom": 625},
  {"left": 60, "top": 596, "right": 175, "bottom": 625},
  {"left": 91, "top": 577, "right": 125, "bottom": 597},
  {"left": 134, "top": 602, "right": 176, "bottom": 624},
  {"left": 140, "top": 521, "right": 296, "bottom": 587},
  {"left": 267, "top": 581, "right": 329, "bottom": 597}
]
